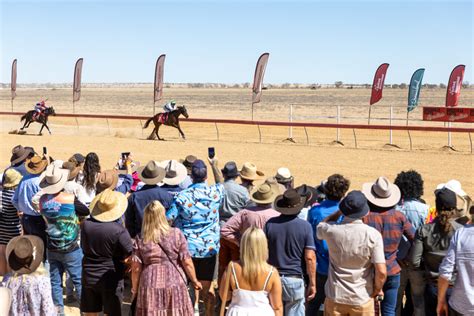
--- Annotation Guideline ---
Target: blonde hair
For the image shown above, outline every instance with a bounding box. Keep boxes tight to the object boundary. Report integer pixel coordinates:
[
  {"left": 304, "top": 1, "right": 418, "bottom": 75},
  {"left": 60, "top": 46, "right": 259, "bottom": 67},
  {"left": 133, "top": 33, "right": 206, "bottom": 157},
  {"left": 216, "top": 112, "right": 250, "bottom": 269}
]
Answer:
[
  {"left": 141, "top": 201, "right": 171, "bottom": 243},
  {"left": 239, "top": 227, "right": 270, "bottom": 286}
]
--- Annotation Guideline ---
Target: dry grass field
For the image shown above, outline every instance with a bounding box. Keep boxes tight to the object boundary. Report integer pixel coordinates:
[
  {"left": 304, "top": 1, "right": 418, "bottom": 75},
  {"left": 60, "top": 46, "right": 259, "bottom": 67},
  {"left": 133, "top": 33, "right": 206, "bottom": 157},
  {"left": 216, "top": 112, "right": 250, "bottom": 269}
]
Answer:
[{"left": 0, "top": 86, "right": 472, "bottom": 315}]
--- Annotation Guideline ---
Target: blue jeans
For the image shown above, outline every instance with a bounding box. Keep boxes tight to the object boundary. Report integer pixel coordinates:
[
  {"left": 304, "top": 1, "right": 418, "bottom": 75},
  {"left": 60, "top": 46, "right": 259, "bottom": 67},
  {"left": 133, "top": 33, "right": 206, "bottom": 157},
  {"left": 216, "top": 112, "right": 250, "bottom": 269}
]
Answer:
[
  {"left": 425, "top": 282, "right": 457, "bottom": 316},
  {"left": 381, "top": 274, "right": 400, "bottom": 316},
  {"left": 48, "top": 247, "right": 83, "bottom": 314},
  {"left": 281, "top": 276, "right": 305, "bottom": 316},
  {"left": 306, "top": 273, "right": 327, "bottom": 316}
]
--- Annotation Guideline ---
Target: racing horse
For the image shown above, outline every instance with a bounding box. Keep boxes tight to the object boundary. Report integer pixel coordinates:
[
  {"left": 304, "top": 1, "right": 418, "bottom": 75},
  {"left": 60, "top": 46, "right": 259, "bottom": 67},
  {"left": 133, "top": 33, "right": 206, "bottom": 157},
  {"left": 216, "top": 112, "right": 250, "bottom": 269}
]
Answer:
[
  {"left": 20, "top": 107, "right": 56, "bottom": 135},
  {"left": 143, "top": 105, "right": 189, "bottom": 140}
]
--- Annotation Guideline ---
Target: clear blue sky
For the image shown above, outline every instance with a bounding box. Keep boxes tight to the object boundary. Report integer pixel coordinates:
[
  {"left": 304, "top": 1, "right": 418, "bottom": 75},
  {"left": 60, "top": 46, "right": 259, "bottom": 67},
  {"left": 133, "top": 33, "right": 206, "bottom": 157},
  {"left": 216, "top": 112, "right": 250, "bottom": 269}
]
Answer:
[{"left": 1, "top": 0, "right": 472, "bottom": 84}]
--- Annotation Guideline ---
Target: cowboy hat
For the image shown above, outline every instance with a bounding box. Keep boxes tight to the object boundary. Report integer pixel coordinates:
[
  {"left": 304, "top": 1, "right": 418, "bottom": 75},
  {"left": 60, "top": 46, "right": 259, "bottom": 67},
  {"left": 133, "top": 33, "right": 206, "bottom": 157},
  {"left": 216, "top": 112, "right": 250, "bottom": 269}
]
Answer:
[
  {"left": 3, "top": 168, "right": 23, "bottom": 189},
  {"left": 274, "top": 188, "right": 307, "bottom": 215},
  {"left": 295, "top": 184, "right": 319, "bottom": 208},
  {"left": 275, "top": 167, "right": 293, "bottom": 184},
  {"left": 6, "top": 235, "right": 44, "bottom": 274},
  {"left": 62, "top": 161, "right": 81, "bottom": 181},
  {"left": 362, "top": 176, "right": 401, "bottom": 208},
  {"left": 38, "top": 164, "right": 69, "bottom": 194},
  {"left": 250, "top": 182, "right": 280, "bottom": 205},
  {"left": 222, "top": 161, "right": 239, "bottom": 179},
  {"left": 90, "top": 189, "right": 128, "bottom": 222},
  {"left": 96, "top": 170, "right": 119, "bottom": 193},
  {"left": 240, "top": 162, "right": 264, "bottom": 181},
  {"left": 25, "top": 155, "right": 48, "bottom": 175},
  {"left": 181, "top": 155, "right": 197, "bottom": 175},
  {"left": 10, "top": 145, "right": 33, "bottom": 166},
  {"left": 265, "top": 177, "right": 286, "bottom": 194},
  {"left": 157, "top": 160, "right": 187, "bottom": 186},
  {"left": 137, "top": 160, "right": 166, "bottom": 185}
]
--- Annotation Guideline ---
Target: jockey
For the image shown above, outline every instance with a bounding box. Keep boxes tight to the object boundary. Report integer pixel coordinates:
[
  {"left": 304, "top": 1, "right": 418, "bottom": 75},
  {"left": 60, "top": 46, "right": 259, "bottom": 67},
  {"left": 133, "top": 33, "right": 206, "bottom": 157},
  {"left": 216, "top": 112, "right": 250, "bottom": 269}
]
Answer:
[
  {"left": 163, "top": 100, "right": 177, "bottom": 113},
  {"left": 33, "top": 100, "right": 48, "bottom": 119}
]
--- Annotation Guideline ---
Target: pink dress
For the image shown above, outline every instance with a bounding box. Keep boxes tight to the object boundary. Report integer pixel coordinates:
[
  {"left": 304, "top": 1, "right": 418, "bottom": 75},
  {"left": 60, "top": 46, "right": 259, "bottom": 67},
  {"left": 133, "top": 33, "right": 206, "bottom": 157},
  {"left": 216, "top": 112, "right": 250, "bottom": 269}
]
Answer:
[{"left": 132, "top": 228, "right": 193, "bottom": 316}]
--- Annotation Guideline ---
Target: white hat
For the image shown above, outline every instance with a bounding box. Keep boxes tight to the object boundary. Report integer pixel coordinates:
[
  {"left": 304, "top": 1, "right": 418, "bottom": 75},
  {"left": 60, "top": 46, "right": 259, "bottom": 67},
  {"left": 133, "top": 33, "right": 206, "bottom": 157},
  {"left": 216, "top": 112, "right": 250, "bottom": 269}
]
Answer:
[
  {"left": 157, "top": 160, "right": 187, "bottom": 186},
  {"left": 437, "top": 180, "right": 467, "bottom": 197},
  {"left": 275, "top": 167, "right": 293, "bottom": 183}
]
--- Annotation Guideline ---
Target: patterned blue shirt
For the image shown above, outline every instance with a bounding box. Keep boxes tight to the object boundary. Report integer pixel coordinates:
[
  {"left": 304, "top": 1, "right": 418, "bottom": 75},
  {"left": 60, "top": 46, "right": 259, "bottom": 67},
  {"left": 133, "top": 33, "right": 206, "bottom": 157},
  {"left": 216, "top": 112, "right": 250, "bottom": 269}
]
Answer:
[{"left": 166, "top": 182, "right": 224, "bottom": 258}]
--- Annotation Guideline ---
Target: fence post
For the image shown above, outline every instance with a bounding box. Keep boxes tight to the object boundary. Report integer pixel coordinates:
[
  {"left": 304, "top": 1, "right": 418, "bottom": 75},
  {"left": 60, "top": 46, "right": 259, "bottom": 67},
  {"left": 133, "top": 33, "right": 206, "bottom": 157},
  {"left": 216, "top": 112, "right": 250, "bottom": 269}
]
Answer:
[
  {"left": 304, "top": 126, "right": 309, "bottom": 145},
  {"left": 407, "top": 130, "right": 413, "bottom": 151},
  {"left": 469, "top": 132, "right": 472, "bottom": 154},
  {"left": 75, "top": 117, "right": 80, "bottom": 131},
  {"left": 215, "top": 122, "right": 220, "bottom": 141},
  {"left": 352, "top": 128, "right": 358, "bottom": 149},
  {"left": 106, "top": 118, "right": 111, "bottom": 135},
  {"left": 257, "top": 124, "right": 262, "bottom": 143}
]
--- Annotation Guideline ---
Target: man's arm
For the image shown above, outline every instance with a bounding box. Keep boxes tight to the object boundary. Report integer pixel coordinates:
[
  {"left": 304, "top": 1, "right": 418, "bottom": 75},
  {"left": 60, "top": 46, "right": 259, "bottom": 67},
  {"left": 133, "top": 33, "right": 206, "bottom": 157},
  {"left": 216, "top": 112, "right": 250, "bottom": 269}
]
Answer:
[
  {"left": 437, "top": 231, "right": 458, "bottom": 316},
  {"left": 322, "top": 210, "right": 342, "bottom": 223},
  {"left": 304, "top": 249, "right": 316, "bottom": 301},
  {"left": 208, "top": 158, "right": 224, "bottom": 184},
  {"left": 408, "top": 227, "right": 424, "bottom": 268},
  {"left": 371, "top": 263, "right": 387, "bottom": 298},
  {"left": 220, "top": 212, "right": 244, "bottom": 246},
  {"left": 401, "top": 213, "right": 416, "bottom": 241}
]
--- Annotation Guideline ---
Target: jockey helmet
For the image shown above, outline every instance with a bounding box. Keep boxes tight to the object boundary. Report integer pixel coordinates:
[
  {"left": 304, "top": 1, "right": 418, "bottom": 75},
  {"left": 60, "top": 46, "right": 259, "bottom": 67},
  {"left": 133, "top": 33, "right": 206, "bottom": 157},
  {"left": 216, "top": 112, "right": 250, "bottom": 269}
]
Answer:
[{"left": 170, "top": 100, "right": 176, "bottom": 105}]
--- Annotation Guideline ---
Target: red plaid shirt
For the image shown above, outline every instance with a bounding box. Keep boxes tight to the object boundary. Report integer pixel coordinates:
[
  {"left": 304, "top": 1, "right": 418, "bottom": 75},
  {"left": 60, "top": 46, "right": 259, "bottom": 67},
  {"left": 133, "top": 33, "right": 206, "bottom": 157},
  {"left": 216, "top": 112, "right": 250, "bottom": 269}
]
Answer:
[{"left": 363, "top": 209, "right": 415, "bottom": 275}]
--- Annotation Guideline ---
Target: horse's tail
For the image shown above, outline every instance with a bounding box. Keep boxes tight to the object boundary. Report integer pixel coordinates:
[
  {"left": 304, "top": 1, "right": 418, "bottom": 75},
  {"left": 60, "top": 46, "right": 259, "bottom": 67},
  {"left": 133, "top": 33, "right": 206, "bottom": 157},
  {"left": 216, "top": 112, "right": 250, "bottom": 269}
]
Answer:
[
  {"left": 143, "top": 116, "right": 154, "bottom": 129},
  {"left": 20, "top": 113, "right": 27, "bottom": 122}
]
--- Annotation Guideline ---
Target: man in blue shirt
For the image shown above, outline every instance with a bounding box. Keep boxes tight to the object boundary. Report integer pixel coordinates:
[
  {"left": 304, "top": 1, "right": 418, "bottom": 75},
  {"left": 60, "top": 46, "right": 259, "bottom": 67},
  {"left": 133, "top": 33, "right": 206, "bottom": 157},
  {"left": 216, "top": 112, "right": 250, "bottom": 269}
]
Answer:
[{"left": 306, "top": 174, "right": 350, "bottom": 315}]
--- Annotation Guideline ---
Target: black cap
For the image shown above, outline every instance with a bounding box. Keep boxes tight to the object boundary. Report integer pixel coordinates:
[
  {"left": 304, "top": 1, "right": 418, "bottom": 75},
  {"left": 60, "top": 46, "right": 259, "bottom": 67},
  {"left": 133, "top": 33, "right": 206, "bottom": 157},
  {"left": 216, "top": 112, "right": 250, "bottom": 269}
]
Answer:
[
  {"left": 191, "top": 159, "right": 207, "bottom": 182},
  {"left": 222, "top": 161, "right": 239, "bottom": 178},
  {"left": 339, "top": 191, "right": 370, "bottom": 219},
  {"left": 435, "top": 188, "right": 457, "bottom": 211}
]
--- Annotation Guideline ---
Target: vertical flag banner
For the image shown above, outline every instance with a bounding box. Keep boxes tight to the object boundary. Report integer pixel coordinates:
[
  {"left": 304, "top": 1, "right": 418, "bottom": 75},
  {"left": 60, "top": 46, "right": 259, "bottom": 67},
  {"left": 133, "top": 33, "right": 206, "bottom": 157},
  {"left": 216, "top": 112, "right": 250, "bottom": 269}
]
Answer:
[
  {"left": 407, "top": 68, "right": 425, "bottom": 112},
  {"left": 445, "top": 64, "right": 465, "bottom": 107},
  {"left": 252, "top": 53, "right": 270, "bottom": 104},
  {"left": 154, "top": 54, "right": 166, "bottom": 103},
  {"left": 73, "top": 58, "right": 84, "bottom": 102},
  {"left": 370, "top": 63, "right": 390, "bottom": 105},
  {"left": 11, "top": 59, "right": 17, "bottom": 100}
]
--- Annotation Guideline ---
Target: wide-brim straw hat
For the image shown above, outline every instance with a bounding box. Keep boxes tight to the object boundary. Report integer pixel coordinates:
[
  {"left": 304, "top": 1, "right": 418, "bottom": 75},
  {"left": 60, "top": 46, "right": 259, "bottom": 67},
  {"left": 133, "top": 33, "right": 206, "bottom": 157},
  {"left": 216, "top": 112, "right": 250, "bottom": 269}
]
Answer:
[
  {"left": 274, "top": 188, "right": 307, "bottom": 215},
  {"left": 25, "top": 155, "right": 48, "bottom": 175},
  {"left": 180, "top": 155, "right": 197, "bottom": 174},
  {"left": 38, "top": 164, "right": 70, "bottom": 194},
  {"left": 240, "top": 162, "right": 264, "bottom": 181},
  {"left": 157, "top": 160, "right": 187, "bottom": 186},
  {"left": 250, "top": 182, "right": 280, "bottom": 204},
  {"left": 137, "top": 160, "right": 166, "bottom": 185},
  {"left": 6, "top": 235, "right": 44, "bottom": 275},
  {"left": 362, "top": 176, "right": 401, "bottom": 208},
  {"left": 10, "top": 145, "right": 33, "bottom": 166},
  {"left": 3, "top": 168, "right": 23, "bottom": 188},
  {"left": 90, "top": 189, "right": 128, "bottom": 222}
]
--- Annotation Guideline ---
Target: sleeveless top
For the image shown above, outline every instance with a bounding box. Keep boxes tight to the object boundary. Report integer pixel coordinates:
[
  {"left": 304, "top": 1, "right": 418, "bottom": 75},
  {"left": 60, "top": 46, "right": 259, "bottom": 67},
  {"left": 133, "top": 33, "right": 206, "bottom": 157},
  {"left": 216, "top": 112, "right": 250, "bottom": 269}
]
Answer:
[{"left": 226, "top": 262, "right": 275, "bottom": 316}]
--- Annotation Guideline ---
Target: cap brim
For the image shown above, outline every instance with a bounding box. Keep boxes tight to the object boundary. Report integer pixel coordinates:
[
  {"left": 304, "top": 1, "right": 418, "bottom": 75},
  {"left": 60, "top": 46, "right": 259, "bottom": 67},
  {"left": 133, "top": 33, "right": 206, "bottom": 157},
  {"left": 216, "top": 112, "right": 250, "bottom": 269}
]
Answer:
[
  {"left": 273, "top": 195, "right": 306, "bottom": 215},
  {"left": 89, "top": 193, "right": 128, "bottom": 223},
  {"left": 38, "top": 169, "right": 69, "bottom": 194},
  {"left": 6, "top": 235, "right": 44, "bottom": 274},
  {"left": 362, "top": 182, "right": 401, "bottom": 208}
]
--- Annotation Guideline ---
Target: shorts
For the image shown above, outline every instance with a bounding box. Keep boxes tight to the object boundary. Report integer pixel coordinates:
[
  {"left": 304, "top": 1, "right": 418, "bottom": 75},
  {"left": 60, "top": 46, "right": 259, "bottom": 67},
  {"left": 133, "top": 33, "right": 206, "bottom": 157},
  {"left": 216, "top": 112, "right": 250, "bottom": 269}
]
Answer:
[
  {"left": 192, "top": 256, "right": 217, "bottom": 281},
  {"left": 80, "top": 280, "right": 124, "bottom": 315}
]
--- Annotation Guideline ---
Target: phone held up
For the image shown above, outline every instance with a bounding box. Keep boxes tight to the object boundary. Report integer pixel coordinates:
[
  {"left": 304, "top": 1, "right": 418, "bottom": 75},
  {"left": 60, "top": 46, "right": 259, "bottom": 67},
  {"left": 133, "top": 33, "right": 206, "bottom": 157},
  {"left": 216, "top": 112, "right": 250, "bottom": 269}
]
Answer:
[
  {"left": 121, "top": 152, "right": 131, "bottom": 160},
  {"left": 43, "top": 146, "right": 48, "bottom": 155},
  {"left": 208, "top": 147, "right": 215, "bottom": 159}
]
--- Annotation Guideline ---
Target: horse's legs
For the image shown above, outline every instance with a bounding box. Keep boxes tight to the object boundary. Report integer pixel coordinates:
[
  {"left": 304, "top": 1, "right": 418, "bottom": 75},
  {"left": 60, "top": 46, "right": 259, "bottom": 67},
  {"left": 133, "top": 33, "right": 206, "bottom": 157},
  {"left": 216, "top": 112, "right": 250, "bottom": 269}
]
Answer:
[
  {"left": 20, "top": 120, "right": 28, "bottom": 130},
  {"left": 177, "top": 124, "right": 185, "bottom": 139},
  {"left": 147, "top": 127, "right": 156, "bottom": 140},
  {"left": 155, "top": 124, "right": 164, "bottom": 140},
  {"left": 38, "top": 123, "right": 45, "bottom": 135},
  {"left": 44, "top": 123, "right": 52, "bottom": 135}
]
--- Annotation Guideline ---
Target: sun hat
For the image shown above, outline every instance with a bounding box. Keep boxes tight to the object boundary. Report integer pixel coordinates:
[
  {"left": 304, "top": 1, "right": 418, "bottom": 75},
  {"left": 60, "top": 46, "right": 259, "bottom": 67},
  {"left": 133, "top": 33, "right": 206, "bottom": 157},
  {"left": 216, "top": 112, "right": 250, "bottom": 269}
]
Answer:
[
  {"left": 362, "top": 176, "right": 401, "bottom": 208},
  {"left": 3, "top": 168, "right": 23, "bottom": 188},
  {"left": 265, "top": 177, "right": 286, "bottom": 194},
  {"left": 437, "top": 180, "right": 467, "bottom": 197},
  {"left": 6, "top": 235, "right": 44, "bottom": 274},
  {"left": 435, "top": 188, "right": 457, "bottom": 211},
  {"left": 137, "top": 160, "right": 166, "bottom": 185},
  {"left": 240, "top": 162, "right": 264, "bottom": 181},
  {"left": 96, "top": 170, "right": 119, "bottom": 193},
  {"left": 38, "top": 164, "right": 70, "bottom": 194},
  {"left": 250, "top": 182, "right": 280, "bottom": 204},
  {"left": 222, "top": 161, "right": 239, "bottom": 179},
  {"left": 10, "top": 145, "right": 33, "bottom": 166},
  {"left": 191, "top": 159, "right": 207, "bottom": 182},
  {"left": 25, "top": 155, "right": 48, "bottom": 175},
  {"left": 295, "top": 184, "right": 319, "bottom": 208},
  {"left": 339, "top": 190, "right": 370, "bottom": 219},
  {"left": 157, "top": 160, "right": 187, "bottom": 185},
  {"left": 89, "top": 189, "right": 128, "bottom": 222},
  {"left": 275, "top": 167, "right": 293, "bottom": 184},
  {"left": 62, "top": 161, "right": 81, "bottom": 181},
  {"left": 274, "top": 188, "right": 307, "bottom": 215},
  {"left": 181, "top": 155, "right": 197, "bottom": 175}
]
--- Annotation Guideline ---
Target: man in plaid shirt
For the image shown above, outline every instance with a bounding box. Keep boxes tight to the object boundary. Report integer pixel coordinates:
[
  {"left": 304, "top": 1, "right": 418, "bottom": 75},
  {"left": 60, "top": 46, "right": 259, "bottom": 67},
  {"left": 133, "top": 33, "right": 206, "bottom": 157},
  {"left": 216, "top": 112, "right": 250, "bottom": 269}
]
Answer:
[{"left": 362, "top": 177, "right": 415, "bottom": 316}]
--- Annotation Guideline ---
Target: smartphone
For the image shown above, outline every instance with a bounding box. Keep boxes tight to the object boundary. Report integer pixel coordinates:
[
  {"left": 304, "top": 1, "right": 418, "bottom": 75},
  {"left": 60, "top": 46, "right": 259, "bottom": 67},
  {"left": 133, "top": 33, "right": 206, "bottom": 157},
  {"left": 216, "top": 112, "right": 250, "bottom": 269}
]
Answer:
[
  {"left": 43, "top": 146, "right": 47, "bottom": 155},
  {"left": 121, "top": 152, "right": 130, "bottom": 160},
  {"left": 208, "top": 147, "right": 215, "bottom": 159}
]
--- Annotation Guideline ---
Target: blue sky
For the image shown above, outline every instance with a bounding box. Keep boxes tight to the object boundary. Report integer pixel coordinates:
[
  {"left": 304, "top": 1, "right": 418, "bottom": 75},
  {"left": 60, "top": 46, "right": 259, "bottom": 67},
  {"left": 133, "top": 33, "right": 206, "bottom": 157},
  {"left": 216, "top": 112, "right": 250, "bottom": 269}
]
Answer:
[{"left": 1, "top": 0, "right": 472, "bottom": 84}]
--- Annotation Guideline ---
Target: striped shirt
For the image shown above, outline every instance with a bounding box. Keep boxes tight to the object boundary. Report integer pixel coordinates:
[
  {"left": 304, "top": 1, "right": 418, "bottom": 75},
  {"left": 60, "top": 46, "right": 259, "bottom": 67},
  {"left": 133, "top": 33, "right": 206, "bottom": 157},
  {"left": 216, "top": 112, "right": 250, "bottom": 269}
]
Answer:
[
  {"left": 0, "top": 189, "right": 22, "bottom": 245},
  {"left": 363, "top": 209, "right": 415, "bottom": 275}
]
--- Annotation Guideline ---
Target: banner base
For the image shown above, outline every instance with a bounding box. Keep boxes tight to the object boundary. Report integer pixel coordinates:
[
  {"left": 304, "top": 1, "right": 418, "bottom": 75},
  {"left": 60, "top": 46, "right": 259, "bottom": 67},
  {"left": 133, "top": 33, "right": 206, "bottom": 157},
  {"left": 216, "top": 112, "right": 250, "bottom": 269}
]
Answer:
[
  {"left": 283, "top": 137, "right": 296, "bottom": 143},
  {"left": 383, "top": 143, "right": 401, "bottom": 150},
  {"left": 330, "top": 140, "right": 344, "bottom": 147},
  {"left": 441, "top": 145, "right": 457, "bottom": 152}
]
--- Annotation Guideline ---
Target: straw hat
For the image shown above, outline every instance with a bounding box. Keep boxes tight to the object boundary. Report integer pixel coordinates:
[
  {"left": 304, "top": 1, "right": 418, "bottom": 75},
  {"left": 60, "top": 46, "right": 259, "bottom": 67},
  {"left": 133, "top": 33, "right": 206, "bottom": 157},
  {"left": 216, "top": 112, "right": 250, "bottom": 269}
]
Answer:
[
  {"left": 240, "top": 162, "right": 264, "bottom": 181},
  {"left": 181, "top": 155, "right": 197, "bottom": 175},
  {"left": 3, "top": 168, "right": 23, "bottom": 188},
  {"left": 6, "top": 235, "right": 44, "bottom": 274},
  {"left": 10, "top": 145, "right": 33, "bottom": 166},
  {"left": 250, "top": 182, "right": 280, "bottom": 204},
  {"left": 137, "top": 160, "right": 166, "bottom": 185},
  {"left": 274, "top": 188, "right": 307, "bottom": 215},
  {"left": 362, "top": 176, "right": 401, "bottom": 208},
  {"left": 90, "top": 189, "right": 128, "bottom": 222},
  {"left": 38, "top": 164, "right": 69, "bottom": 194},
  {"left": 25, "top": 155, "right": 48, "bottom": 175},
  {"left": 96, "top": 170, "right": 119, "bottom": 193},
  {"left": 158, "top": 160, "right": 187, "bottom": 186},
  {"left": 62, "top": 161, "right": 81, "bottom": 181}
]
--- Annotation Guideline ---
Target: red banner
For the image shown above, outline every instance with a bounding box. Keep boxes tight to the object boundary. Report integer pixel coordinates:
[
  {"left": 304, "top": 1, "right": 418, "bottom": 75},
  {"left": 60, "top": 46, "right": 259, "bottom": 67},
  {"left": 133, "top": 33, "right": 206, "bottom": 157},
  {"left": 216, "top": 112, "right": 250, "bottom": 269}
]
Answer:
[
  {"left": 154, "top": 54, "right": 166, "bottom": 102},
  {"left": 370, "top": 63, "right": 389, "bottom": 105},
  {"left": 73, "top": 58, "right": 84, "bottom": 102},
  {"left": 252, "top": 53, "right": 270, "bottom": 104},
  {"left": 423, "top": 107, "right": 474, "bottom": 123},
  {"left": 11, "top": 59, "right": 17, "bottom": 100},
  {"left": 445, "top": 64, "right": 465, "bottom": 107}
]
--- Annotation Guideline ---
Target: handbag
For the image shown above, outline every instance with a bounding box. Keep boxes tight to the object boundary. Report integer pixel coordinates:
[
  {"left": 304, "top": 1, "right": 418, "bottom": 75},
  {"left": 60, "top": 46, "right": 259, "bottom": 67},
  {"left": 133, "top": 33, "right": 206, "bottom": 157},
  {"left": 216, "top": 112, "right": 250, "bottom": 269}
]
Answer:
[{"left": 219, "top": 262, "right": 232, "bottom": 316}]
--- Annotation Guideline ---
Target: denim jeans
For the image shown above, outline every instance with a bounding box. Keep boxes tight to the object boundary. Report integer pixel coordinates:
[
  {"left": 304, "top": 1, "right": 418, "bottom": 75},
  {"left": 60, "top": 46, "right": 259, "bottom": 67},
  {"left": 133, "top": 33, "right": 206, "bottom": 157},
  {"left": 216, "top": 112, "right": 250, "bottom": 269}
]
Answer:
[
  {"left": 425, "top": 282, "right": 457, "bottom": 316},
  {"left": 396, "top": 268, "right": 425, "bottom": 316},
  {"left": 48, "top": 247, "right": 83, "bottom": 314},
  {"left": 281, "top": 276, "right": 305, "bottom": 316},
  {"left": 381, "top": 274, "right": 400, "bottom": 316},
  {"left": 306, "top": 273, "right": 327, "bottom": 316}
]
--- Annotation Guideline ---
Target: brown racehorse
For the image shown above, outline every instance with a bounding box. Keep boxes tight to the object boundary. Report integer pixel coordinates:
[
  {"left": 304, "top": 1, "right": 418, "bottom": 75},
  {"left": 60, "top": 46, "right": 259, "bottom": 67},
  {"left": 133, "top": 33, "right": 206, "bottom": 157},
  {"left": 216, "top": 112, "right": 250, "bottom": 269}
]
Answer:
[
  {"left": 143, "top": 105, "right": 189, "bottom": 140},
  {"left": 20, "top": 107, "right": 56, "bottom": 135}
]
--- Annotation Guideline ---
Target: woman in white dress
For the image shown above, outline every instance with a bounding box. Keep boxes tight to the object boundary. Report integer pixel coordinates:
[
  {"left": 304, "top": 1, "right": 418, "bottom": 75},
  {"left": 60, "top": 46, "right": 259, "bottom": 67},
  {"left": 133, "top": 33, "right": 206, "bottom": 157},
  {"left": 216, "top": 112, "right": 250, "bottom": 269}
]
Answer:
[{"left": 219, "top": 227, "right": 283, "bottom": 316}]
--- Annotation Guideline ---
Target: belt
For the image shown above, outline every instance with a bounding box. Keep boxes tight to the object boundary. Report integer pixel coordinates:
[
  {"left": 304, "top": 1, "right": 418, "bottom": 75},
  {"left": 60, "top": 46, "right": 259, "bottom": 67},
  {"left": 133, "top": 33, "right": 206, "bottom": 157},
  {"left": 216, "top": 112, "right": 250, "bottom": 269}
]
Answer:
[{"left": 280, "top": 274, "right": 303, "bottom": 279}]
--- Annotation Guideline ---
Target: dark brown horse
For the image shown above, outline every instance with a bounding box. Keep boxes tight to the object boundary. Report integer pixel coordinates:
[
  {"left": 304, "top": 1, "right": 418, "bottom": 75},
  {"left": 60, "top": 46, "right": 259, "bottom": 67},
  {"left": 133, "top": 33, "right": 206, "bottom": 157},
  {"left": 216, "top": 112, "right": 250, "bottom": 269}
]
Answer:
[
  {"left": 20, "top": 107, "right": 56, "bottom": 135},
  {"left": 143, "top": 105, "right": 189, "bottom": 140}
]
